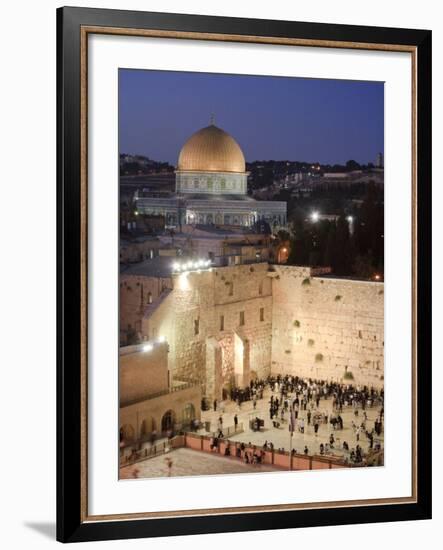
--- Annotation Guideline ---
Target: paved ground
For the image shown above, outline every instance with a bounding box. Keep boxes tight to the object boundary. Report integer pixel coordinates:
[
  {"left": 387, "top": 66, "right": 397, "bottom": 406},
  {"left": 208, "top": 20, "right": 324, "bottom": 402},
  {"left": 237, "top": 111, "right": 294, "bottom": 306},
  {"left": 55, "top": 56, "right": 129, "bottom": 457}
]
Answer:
[
  {"left": 120, "top": 387, "right": 383, "bottom": 479},
  {"left": 199, "top": 387, "right": 384, "bottom": 460},
  {"left": 120, "top": 447, "right": 282, "bottom": 479}
]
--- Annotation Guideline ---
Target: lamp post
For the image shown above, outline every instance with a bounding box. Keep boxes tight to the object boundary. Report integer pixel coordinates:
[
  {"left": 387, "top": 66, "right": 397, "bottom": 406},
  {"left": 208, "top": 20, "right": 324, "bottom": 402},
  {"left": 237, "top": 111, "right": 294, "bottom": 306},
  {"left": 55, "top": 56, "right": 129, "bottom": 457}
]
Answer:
[
  {"left": 289, "top": 404, "right": 296, "bottom": 470},
  {"left": 289, "top": 428, "right": 293, "bottom": 470},
  {"left": 346, "top": 215, "right": 354, "bottom": 235}
]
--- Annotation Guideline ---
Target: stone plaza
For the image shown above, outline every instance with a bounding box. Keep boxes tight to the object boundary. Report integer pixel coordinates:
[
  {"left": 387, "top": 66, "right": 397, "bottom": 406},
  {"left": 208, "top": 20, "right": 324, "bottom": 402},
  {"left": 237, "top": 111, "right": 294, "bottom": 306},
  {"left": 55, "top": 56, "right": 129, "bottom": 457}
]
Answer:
[
  {"left": 120, "top": 447, "right": 283, "bottom": 479},
  {"left": 120, "top": 380, "right": 383, "bottom": 480}
]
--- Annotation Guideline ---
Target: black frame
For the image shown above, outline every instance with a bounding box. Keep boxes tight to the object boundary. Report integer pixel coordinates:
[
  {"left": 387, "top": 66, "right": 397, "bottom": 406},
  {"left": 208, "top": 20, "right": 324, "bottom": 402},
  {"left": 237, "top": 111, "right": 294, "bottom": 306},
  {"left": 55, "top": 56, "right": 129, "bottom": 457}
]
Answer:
[{"left": 57, "top": 6, "right": 432, "bottom": 543}]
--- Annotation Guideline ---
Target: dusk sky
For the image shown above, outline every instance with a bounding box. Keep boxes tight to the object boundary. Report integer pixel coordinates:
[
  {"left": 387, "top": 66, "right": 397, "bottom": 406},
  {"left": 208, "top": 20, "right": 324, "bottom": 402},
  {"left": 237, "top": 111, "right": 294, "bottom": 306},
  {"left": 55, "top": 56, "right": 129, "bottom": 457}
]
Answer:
[{"left": 119, "top": 69, "right": 384, "bottom": 166}]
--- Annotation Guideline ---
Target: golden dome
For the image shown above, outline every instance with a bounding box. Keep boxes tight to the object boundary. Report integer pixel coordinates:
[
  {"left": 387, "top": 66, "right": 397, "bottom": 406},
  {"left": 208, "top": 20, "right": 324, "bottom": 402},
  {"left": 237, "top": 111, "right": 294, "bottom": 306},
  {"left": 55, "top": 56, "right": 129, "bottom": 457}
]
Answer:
[{"left": 177, "top": 124, "right": 246, "bottom": 173}]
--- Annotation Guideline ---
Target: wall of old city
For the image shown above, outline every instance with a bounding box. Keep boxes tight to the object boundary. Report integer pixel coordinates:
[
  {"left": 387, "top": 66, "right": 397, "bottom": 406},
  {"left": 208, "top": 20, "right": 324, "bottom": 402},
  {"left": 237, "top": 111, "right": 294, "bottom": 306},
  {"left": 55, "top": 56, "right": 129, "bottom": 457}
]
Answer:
[
  {"left": 119, "top": 274, "right": 172, "bottom": 344},
  {"left": 119, "top": 343, "right": 170, "bottom": 407},
  {"left": 119, "top": 384, "right": 202, "bottom": 441},
  {"left": 142, "top": 263, "right": 273, "bottom": 398},
  {"left": 271, "top": 266, "right": 384, "bottom": 388}
]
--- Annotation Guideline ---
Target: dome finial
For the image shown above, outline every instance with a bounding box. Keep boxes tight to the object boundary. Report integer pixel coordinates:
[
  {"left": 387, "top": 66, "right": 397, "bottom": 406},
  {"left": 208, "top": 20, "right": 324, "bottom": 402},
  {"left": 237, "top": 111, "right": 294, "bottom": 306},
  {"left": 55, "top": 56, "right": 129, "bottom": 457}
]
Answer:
[{"left": 210, "top": 112, "right": 215, "bottom": 125}]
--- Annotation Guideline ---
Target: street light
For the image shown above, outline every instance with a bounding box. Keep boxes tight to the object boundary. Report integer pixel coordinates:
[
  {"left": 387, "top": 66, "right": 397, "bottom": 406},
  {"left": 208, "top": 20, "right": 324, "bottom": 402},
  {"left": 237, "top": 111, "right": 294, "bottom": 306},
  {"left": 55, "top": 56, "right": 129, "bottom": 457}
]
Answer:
[{"left": 310, "top": 211, "right": 320, "bottom": 223}]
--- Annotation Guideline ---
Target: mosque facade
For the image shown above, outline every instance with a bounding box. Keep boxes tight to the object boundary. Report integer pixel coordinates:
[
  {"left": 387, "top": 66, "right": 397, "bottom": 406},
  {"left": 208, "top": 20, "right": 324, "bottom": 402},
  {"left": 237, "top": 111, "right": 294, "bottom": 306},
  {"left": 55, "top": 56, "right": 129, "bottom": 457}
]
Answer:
[{"left": 134, "top": 122, "right": 287, "bottom": 229}]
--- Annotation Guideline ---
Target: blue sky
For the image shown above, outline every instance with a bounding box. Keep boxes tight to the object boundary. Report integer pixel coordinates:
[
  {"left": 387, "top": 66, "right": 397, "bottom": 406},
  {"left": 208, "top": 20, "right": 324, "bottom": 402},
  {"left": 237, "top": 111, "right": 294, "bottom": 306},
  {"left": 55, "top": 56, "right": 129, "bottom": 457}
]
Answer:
[{"left": 119, "top": 69, "right": 384, "bottom": 166}]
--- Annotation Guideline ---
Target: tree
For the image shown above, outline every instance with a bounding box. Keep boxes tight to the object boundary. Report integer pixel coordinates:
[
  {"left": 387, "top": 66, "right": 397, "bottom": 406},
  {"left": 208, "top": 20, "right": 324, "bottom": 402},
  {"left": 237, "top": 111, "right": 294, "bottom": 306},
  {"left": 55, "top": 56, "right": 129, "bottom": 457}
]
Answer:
[
  {"left": 353, "top": 253, "right": 374, "bottom": 279},
  {"left": 346, "top": 159, "right": 361, "bottom": 171},
  {"left": 323, "top": 222, "right": 337, "bottom": 268},
  {"left": 334, "top": 216, "right": 352, "bottom": 274}
]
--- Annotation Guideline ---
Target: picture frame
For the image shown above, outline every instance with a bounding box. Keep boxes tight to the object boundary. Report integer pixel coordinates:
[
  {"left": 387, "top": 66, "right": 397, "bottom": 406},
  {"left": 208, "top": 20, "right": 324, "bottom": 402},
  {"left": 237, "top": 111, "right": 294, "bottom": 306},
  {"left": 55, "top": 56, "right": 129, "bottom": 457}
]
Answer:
[{"left": 57, "top": 6, "right": 432, "bottom": 543}]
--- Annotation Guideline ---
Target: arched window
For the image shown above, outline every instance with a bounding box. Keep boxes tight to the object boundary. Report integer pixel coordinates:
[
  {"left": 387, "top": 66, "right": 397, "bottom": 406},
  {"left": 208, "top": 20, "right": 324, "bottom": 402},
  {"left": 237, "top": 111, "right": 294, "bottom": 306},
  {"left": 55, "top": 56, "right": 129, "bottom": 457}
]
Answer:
[{"left": 120, "top": 424, "right": 135, "bottom": 442}]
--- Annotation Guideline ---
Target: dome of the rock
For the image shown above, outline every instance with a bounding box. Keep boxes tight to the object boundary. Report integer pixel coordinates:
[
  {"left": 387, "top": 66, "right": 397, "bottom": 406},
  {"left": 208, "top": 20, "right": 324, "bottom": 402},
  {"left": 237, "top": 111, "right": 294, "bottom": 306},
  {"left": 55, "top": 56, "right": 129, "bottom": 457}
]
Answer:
[{"left": 177, "top": 124, "right": 246, "bottom": 173}]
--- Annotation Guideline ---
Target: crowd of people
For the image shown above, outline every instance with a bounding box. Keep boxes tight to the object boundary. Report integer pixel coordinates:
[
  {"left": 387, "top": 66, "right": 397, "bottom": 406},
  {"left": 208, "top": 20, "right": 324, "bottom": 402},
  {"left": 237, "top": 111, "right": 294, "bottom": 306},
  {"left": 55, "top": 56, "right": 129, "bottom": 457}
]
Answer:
[{"left": 217, "top": 374, "right": 385, "bottom": 465}]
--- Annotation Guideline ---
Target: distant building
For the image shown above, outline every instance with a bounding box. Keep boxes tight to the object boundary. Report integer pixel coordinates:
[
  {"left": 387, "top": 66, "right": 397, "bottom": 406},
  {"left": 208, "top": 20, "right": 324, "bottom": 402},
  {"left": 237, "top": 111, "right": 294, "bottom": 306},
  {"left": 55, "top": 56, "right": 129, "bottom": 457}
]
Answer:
[
  {"left": 376, "top": 152, "right": 384, "bottom": 168},
  {"left": 119, "top": 235, "right": 162, "bottom": 264}
]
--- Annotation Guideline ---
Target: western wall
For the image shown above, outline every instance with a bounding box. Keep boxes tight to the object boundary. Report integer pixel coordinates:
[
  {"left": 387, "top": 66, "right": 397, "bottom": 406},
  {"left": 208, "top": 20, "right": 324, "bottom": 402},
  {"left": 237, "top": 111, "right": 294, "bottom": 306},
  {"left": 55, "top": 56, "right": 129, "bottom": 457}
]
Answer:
[
  {"left": 141, "top": 263, "right": 384, "bottom": 399},
  {"left": 271, "top": 266, "right": 384, "bottom": 388}
]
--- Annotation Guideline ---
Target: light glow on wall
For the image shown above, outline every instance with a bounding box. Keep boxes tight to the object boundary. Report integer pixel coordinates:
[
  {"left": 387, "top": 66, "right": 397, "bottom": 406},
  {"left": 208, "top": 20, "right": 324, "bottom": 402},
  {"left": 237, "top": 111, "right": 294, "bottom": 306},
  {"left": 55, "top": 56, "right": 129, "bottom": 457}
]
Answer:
[
  {"left": 172, "top": 259, "right": 212, "bottom": 274},
  {"left": 177, "top": 272, "right": 190, "bottom": 291}
]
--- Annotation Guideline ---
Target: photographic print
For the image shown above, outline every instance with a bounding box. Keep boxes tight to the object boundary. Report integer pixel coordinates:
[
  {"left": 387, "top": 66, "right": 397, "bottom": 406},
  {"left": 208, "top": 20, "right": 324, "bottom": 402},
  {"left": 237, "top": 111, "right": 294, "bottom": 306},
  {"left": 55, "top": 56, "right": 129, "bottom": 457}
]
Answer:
[
  {"left": 57, "top": 8, "right": 431, "bottom": 541},
  {"left": 118, "top": 69, "right": 385, "bottom": 480}
]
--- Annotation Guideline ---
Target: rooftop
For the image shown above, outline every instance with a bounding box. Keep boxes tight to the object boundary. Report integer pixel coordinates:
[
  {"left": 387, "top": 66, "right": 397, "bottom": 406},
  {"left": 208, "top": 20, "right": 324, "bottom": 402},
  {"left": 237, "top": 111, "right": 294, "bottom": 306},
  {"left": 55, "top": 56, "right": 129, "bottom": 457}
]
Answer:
[{"left": 120, "top": 256, "right": 174, "bottom": 278}]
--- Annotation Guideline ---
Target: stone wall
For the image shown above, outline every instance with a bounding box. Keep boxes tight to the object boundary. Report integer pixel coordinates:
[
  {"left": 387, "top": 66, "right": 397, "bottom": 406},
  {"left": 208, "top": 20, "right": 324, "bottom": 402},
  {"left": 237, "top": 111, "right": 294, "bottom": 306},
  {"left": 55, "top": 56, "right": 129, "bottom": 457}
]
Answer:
[
  {"left": 120, "top": 384, "right": 202, "bottom": 441},
  {"left": 142, "top": 263, "right": 273, "bottom": 398},
  {"left": 271, "top": 266, "right": 384, "bottom": 388},
  {"left": 119, "top": 275, "right": 172, "bottom": 344},
  {"left": 119, "top": 343, "right": 169, "bottom": 407},
  {"left": 134, "top": 263, "right": 384, "bottom": 399}
]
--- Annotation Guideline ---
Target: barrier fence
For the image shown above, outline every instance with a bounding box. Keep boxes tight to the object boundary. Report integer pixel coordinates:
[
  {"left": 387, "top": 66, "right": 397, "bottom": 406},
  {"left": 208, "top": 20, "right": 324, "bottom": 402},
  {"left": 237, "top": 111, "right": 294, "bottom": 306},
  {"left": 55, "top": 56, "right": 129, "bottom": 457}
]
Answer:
[
  {"left": 120, "top": 431, "right": 370, "bottom": 471},
  {"left": 183, "top": 432, "right": 349, "bottom": 471},
  {"left": 120, "top": 435, "right": 184, "bottom": 467},
  {"left": 207, "top": 423, "right": 244, "bottom": 438}
]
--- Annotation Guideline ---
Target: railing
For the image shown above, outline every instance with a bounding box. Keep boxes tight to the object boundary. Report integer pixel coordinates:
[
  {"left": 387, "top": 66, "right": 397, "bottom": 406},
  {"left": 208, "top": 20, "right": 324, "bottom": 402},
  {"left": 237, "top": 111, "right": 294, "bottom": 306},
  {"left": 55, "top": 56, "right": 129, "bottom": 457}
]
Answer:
[
  {"left": 182, "top": 432, "right": 351, "bottom": 471},
  {"left": 122, "top": 381, "right": 200, "bottom": 407},
  {"left": 185, "top": 423, "right": 244, "bottom": 438},
  {"left": 120, "top": 435, "right": 184, "bottom": 467},
  {"left": 144, "top": 381, "right": 199, "bottom": 401},
  {"left": 120, "top": 428, "right": 368, "bottom": 471},
  {"left": 207, "top": 423, "right": 244, "bottom": 438}
]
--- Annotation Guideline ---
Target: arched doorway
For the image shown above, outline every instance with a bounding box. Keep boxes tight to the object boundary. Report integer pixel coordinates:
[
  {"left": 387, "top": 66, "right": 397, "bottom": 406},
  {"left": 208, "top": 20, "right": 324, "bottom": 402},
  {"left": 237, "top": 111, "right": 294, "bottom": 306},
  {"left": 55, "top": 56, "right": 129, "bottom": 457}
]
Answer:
[
  {"left": 120, "top": 424, "right": 135, "bottom": 442},
  {"left": 161, "top": 410, "right": 175, "bottom": 433}
]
